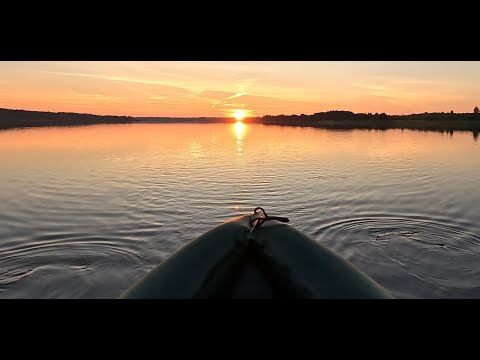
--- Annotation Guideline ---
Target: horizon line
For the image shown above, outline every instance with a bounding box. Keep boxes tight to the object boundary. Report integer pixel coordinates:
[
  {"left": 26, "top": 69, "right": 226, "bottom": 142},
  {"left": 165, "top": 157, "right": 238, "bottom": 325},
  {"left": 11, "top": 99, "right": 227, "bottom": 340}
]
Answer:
[{"left": 1, "top": 106, "right": 478, "bottom": 119}]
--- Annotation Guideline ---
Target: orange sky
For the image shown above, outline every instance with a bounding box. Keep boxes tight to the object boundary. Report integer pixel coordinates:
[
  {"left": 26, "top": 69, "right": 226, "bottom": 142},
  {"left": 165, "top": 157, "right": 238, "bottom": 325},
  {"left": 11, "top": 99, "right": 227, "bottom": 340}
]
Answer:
[{"left": 1, "top": 61, "right": 480, "bottom": 117}]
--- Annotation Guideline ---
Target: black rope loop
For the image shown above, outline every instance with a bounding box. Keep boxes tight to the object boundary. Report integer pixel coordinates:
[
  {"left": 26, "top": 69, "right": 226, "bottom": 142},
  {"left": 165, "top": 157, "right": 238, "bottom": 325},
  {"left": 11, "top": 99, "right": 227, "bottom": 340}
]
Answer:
[{"left": 249, "top": 207, "right": 289, "bottom": 228}]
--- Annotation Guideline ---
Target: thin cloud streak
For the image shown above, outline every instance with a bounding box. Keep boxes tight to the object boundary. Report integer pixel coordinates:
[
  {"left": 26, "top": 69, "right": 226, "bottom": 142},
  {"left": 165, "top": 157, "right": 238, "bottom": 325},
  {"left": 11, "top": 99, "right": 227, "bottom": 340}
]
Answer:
[{"left": 41, "top": 70, "right": 194, "bottom": 93}]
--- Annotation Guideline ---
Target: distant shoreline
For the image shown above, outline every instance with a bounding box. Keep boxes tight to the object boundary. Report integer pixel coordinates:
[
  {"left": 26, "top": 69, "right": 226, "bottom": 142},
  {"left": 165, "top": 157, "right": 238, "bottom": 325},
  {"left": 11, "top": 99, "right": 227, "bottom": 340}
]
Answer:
[
  {"left": 0, "top": 108, "right": 250, "bottom": 130},
  {"left": 0, "top": 108, "right": 135, "bottom": 130},
  {"left": 1, "top": 108, "right": 480, "bottom": 138}
]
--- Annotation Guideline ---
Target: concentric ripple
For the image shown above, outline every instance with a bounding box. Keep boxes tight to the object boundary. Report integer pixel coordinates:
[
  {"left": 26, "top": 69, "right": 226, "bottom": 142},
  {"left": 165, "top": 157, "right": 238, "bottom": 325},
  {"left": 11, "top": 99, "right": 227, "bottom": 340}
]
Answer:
[
  {"left": 317, "top": 216, "right": 480, "bottom": 298},
  {"left": 0, "top": 233, "right": 151, "bottom": 298}
]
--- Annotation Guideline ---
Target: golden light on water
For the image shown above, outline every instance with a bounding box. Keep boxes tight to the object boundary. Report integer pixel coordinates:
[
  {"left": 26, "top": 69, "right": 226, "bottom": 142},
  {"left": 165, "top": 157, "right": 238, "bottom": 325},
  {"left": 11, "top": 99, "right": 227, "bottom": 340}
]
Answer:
[
  {"left": 233, "top": 121, "right": 247, "bottom": 156},
  {"left": 234, "top": 121, "right": 245, "bottom": 140},
  {"left": 233, "top": 110, "right": 246, "bottom": 121}
]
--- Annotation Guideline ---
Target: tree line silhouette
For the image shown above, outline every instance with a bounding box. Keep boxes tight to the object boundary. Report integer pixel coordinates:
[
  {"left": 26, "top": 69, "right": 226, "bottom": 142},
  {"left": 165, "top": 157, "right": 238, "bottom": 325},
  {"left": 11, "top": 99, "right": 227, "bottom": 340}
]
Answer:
[
  {"left": 0, "top": 108, "right": 134, "bottom": 130},
  {"left": 259, "top": 109, "right": 480, "bottom": 134}
]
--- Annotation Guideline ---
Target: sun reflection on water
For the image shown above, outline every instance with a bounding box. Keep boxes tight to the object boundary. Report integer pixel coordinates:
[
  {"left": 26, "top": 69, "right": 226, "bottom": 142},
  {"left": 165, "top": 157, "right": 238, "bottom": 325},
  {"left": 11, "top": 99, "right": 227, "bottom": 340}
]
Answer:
[{"left": 233, "top": 121, "right": 246, "bottom": 155}]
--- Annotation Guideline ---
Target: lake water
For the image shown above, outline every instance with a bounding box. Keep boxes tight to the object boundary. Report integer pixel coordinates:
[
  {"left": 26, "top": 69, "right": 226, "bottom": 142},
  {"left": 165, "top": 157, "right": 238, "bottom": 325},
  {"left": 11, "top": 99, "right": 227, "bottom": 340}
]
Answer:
[{"left": 1, "top": 123, "right": 479, "bottom": 298}]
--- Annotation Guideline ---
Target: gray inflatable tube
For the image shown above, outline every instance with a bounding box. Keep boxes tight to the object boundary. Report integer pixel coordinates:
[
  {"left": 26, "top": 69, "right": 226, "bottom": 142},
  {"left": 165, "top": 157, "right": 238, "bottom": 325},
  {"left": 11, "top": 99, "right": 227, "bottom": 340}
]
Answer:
[{"left": 122, "top": 215, "right": 392, "bottom": 299}]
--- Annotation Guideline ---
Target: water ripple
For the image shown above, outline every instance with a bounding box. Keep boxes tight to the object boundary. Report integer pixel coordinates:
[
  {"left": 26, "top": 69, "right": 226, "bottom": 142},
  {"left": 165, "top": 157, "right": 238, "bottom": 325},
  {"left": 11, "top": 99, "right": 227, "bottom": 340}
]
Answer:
[{"left": 315, "top": 216, "right": 480, "bottom": 298}]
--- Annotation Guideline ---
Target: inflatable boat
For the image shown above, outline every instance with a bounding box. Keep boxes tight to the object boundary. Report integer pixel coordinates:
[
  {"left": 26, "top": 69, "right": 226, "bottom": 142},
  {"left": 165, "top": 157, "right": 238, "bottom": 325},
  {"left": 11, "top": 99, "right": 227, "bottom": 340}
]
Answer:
[{"left": 122, "top": 208, "right": 392, "bottom": 299}]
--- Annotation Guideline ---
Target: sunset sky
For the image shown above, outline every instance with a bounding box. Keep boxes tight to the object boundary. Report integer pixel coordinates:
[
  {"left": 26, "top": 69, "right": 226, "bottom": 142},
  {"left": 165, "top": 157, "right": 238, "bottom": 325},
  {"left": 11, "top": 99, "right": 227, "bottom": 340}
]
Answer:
[{"left": 1, "top": 61, "right": 480, "bottom": 117}]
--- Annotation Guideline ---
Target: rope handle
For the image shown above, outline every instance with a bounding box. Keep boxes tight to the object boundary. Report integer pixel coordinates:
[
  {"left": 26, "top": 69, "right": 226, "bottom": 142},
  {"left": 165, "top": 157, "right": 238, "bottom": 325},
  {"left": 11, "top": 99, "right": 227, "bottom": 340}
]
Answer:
[{"left": 248, "top": 207, "right": 289, "bottom": 239}]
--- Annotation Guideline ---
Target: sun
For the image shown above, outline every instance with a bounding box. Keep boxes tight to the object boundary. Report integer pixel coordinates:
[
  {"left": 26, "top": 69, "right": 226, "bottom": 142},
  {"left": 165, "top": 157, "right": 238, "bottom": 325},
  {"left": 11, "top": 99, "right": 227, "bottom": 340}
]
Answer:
[{"left": 233, "top": 110, "right": 246, "bottom": 121}]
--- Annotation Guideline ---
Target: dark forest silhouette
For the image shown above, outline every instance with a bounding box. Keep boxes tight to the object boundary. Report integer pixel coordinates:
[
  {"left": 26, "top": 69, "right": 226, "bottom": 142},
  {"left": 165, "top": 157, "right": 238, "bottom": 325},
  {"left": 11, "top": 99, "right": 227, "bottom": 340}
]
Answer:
[
  {"left": 258, "top": 109, "right": 480, "bottom": 140},
  {"left": 260, "top": 109, "right": 480, "bottom": 129},
  {"left": 0, "top": 108, "right": 134, "bottom": 130}
]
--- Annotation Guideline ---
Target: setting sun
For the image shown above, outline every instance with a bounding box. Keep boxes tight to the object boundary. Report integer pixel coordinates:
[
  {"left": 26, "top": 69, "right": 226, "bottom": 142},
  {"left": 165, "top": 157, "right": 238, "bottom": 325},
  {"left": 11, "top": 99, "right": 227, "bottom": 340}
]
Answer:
[{"left": 233, "top": 110, "right": 246, "bottom": 121}]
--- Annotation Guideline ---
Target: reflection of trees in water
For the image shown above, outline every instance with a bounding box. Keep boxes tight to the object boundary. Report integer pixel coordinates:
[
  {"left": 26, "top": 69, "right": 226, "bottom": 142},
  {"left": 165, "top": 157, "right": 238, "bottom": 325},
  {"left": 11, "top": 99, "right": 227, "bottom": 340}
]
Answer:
[
  {"left": 439, "top": 129, "right": 478, "bottom": 141},
  {"left": 400, "top": 128, "right": 479, "bottom": 142}
]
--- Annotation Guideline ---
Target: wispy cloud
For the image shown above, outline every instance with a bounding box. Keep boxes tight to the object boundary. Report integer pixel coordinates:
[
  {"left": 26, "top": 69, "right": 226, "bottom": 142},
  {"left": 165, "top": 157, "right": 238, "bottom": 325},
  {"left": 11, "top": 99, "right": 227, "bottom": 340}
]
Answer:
[
  {"left": 234, "top": 77, "right": 257, "bottom": 93},
  {"left": 196, "top": 90, "right": 235, "bottom": 100},
  {"left": 61, "top": 93, "right": 130, "bottom": 103},
  {"left": 42, "top": 70, "right": 193, "bottom": 94},
  {"left": 226, "top": 92, "right": 247, "bottom": 100},
  {"left": 209, "top": 93, "right": 316, "bottom": 115}
]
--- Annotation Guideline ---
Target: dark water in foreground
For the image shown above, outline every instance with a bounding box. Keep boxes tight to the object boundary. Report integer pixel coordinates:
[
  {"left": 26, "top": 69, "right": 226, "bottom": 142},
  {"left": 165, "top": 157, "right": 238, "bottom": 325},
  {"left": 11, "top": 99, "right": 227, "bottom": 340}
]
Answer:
[{"left": 1, "top": 123, "right": 479, "bottom": 298}]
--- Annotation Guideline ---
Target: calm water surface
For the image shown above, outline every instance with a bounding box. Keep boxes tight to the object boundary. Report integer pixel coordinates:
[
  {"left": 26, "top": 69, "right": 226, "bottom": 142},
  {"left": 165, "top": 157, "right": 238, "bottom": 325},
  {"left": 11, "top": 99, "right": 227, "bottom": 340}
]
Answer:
[{"left": 1, "top": 123, "right": 479, "bottom": 298}]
